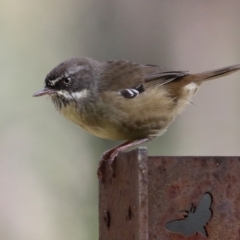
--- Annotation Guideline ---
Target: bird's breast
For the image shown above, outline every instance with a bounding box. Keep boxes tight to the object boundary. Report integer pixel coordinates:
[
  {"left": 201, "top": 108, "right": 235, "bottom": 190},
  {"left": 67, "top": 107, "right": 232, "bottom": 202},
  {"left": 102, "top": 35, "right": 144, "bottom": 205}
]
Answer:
[{"left": 58, "top": 102, "right": 129, "bottom": 139}]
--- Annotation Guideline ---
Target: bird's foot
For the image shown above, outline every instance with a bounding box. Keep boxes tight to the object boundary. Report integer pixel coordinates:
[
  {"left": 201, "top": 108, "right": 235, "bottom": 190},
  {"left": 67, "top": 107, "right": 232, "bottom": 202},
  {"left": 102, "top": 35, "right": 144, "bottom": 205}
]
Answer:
[
  {"left": 97, "top": 138, "right": 151, "bottom": 183},
  {"left": 97, "top": 148, "right": 119, "bottom": 183}
]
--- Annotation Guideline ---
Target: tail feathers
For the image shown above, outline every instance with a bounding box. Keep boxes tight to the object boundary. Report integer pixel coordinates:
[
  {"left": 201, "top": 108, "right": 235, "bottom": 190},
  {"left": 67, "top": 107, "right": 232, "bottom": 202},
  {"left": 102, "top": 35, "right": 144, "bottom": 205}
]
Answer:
[{"left": 191, "top": 63, "right": 240, "bottom": 83}]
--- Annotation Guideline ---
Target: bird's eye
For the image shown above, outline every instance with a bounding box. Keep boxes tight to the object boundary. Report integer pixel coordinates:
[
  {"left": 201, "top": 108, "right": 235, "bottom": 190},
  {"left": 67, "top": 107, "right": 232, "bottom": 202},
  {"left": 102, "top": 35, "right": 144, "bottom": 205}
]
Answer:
[{"left": 63, "top": 77, "right": 71, "bottom": 85}]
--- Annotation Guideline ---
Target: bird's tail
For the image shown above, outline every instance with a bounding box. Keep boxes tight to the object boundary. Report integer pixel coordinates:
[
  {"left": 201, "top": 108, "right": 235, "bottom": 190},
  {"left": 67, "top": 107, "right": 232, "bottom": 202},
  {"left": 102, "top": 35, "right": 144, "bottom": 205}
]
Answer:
[{"left": 189, "top": 63, "right": 240, "bottom": 83}]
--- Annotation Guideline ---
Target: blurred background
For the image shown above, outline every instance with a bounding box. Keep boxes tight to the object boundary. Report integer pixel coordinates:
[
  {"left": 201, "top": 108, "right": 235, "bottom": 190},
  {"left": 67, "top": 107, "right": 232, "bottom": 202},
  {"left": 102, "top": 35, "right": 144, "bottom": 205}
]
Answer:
[{"left": 1, "top": 0, "right": 240, "bottom": 239}]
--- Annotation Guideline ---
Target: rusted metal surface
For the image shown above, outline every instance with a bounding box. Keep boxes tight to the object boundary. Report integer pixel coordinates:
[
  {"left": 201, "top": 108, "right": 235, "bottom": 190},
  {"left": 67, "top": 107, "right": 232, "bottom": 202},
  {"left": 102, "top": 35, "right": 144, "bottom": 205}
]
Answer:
[
  {"left": 99, "top": 147, "right": 148, "bottom": 240},
  {"left": 99, "top": 151, "right": 240, "bottom": 239},
  {"left": 148, "top": 156, "right": 240, "bottom": 240}
]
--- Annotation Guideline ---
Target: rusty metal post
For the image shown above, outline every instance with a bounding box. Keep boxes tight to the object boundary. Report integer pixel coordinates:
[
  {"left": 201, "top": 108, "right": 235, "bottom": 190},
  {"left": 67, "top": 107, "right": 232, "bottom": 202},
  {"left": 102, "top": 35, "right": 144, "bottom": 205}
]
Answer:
[
  {"left": 99, "top": 148, "right": 240, "bottom": 239},
  {"left": 99, "top": 147, "right": 148, "bottom": 240}
]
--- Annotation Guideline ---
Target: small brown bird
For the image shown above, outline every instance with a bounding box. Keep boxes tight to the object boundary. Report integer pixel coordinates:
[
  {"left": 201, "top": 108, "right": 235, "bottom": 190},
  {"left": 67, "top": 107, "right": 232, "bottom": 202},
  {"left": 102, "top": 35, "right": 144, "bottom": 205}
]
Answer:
[{"left": 33, "top": 58, "right": 240, "bottom": 179}]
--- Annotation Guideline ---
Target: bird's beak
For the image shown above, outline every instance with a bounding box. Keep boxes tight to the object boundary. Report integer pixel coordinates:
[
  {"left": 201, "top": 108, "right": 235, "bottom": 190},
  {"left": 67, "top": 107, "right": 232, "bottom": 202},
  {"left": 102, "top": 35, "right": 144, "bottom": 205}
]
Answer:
[{"left": 33, "top": 88, "right": 56, "bottom": 97}]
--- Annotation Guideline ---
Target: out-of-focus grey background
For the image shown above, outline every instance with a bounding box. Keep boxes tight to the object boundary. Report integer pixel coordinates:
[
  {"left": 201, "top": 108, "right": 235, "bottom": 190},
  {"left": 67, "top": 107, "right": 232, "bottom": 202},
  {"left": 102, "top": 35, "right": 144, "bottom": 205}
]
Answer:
[{"left": 1, "top": 0, "right": 240, "bottom": 239}]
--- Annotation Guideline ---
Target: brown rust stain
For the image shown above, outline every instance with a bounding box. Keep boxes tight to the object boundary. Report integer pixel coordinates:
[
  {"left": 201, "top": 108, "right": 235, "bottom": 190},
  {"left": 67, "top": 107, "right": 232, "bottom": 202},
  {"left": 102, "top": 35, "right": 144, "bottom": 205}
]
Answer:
[{"left": 148, "top": 157, "right": 240, "bottom": 239}]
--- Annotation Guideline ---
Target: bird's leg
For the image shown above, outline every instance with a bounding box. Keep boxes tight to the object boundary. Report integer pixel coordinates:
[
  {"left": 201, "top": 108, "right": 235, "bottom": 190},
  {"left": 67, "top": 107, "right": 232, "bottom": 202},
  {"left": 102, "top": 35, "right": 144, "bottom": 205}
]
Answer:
[
  {"left": 106, "top": 138, "right": 151, "bottom": 166},
  {"left": 97, "top": 138, "right": 150, "bottom": 181}
]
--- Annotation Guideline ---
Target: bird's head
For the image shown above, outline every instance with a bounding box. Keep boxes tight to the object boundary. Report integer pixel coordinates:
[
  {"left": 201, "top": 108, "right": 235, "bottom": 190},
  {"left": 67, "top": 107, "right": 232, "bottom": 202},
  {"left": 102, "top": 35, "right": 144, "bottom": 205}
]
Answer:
[{"left": 33, "top": 58, "right": 98, "bottom": 109}]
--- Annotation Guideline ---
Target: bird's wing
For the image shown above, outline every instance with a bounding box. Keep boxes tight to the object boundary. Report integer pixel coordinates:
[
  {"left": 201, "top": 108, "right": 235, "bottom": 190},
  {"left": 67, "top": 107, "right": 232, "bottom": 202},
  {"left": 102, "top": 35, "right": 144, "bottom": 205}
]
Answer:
[
  {"left": 143, "top": 64, "right": 188, "bottom": 88},
  {"left": 98, "top": 61, "right": 188, "bottom": 98}
]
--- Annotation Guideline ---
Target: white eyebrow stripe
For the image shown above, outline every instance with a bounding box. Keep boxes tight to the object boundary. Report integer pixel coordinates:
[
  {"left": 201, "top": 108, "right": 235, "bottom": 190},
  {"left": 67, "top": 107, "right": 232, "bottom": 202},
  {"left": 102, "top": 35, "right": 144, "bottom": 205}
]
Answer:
[{"left": 49, "top": 77, "right": 62, "bottom": 86}]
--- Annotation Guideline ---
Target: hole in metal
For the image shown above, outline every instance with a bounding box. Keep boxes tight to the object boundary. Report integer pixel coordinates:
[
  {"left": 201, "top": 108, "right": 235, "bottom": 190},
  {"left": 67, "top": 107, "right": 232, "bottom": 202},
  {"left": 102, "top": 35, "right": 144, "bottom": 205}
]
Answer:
[{"left": 165, "top": 192, "right": 212, "bottom": 237}]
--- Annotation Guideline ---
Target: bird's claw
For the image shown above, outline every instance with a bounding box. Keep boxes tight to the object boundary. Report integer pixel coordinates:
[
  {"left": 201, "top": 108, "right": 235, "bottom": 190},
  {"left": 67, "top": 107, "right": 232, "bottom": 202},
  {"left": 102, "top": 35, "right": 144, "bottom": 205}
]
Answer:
[{"left": 97, "top": 150, "right": 118, "bottom": 183}]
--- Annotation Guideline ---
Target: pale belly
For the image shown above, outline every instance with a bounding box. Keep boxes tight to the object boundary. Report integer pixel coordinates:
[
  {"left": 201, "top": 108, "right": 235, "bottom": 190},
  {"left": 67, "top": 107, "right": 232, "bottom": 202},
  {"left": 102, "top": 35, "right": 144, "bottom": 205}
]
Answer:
[{"left": 59, "top": 103, "right": 128, "bottom": 139}]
